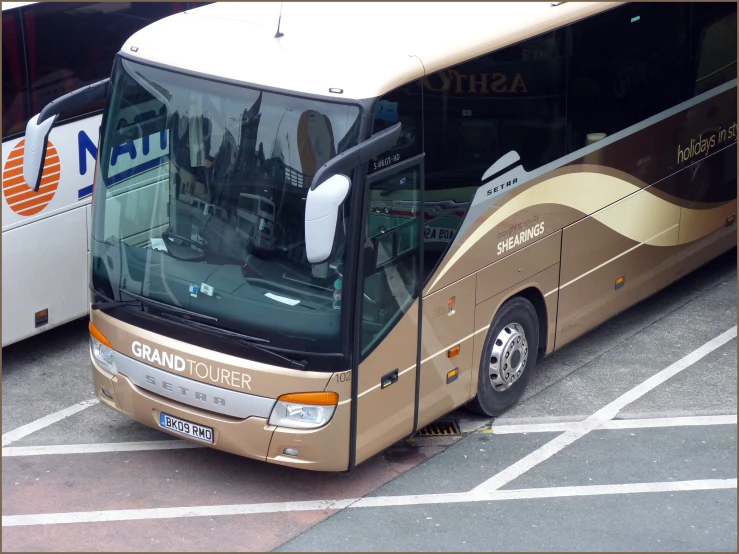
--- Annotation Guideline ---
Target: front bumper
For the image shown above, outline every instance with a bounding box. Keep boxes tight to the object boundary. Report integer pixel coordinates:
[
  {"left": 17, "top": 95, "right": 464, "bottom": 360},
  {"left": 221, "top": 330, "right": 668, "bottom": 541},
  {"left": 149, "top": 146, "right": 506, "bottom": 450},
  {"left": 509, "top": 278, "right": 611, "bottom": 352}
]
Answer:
[{"left": 91, "top": 355, "right": 350, "bottom": 471}]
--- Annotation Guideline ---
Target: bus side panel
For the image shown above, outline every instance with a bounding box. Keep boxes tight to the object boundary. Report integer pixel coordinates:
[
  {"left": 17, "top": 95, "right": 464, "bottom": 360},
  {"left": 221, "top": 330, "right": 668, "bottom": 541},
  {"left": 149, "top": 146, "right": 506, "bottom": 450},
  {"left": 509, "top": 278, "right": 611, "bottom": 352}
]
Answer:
[
  {"left": 475, "top": 231, "right": 561, "bottom": 307},
  {"left": 676, "top": 214, "right": 737, "bottom": 281},
  {"left": 416, "top": 274, "right": 475, "bottom": 431},
  {"left": 355, "top": 301, "right": 418, "bottom": 466},
  {"left": 555, "top": 184, "right": 681, "bottom": 349},
  {"left": 675, "top": 92, "right": 737, "bottom": 278},
  {"left": 472, "top": 264, "right": 560, "bottom": 399},
  {"left": 677, "top": 222, "right": 737, "bottom": 282},
  {"left": 2, "top": 117, "right": 100, "bottom": 346},
  {"left": 2, "top": 206, "right": 89, "bottom": 346}
]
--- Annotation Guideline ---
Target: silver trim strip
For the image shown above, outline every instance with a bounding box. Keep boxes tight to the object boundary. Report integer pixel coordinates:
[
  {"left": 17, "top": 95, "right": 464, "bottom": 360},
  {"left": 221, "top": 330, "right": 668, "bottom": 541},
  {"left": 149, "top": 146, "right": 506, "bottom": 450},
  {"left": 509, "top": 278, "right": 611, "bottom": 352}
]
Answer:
[{"left": 113, "top": 352, "right": 276, "bottom": 419}]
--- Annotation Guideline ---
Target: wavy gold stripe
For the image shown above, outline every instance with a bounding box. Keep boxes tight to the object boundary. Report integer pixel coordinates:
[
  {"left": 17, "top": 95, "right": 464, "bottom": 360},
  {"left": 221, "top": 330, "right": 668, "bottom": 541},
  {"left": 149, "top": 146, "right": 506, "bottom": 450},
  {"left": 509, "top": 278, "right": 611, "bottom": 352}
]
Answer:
[
  {"left": 591, "top": 187, "right": 681, "bottom": 247},
  {"left": 429, "top": 173, "right": 641, "bottom": 290},
  {"left": 429, "top": 172, "right": 736, "bottom": 292}
]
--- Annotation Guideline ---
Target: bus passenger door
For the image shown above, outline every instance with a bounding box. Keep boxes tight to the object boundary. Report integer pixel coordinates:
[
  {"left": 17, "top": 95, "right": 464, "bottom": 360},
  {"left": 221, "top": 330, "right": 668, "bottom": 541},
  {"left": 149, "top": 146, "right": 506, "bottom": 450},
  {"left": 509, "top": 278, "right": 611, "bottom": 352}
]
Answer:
[{"left": 354, "top": 157, "right": 423, "bottom": 466}]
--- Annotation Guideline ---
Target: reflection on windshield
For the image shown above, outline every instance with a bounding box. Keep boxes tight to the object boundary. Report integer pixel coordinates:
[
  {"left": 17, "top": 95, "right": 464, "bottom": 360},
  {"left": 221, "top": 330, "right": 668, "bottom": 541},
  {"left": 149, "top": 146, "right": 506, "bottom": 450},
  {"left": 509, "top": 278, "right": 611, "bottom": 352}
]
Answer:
[{"left": 91, "top": 58, "right": 361, "bottom": 356}]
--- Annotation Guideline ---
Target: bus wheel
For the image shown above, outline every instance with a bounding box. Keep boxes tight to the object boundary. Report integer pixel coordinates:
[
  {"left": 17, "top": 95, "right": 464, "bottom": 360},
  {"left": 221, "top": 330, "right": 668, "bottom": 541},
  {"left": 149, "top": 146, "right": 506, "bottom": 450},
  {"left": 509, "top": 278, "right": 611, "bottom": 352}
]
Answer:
[{"left": 468, "top": 296, "right": 539, "bottom": 417}]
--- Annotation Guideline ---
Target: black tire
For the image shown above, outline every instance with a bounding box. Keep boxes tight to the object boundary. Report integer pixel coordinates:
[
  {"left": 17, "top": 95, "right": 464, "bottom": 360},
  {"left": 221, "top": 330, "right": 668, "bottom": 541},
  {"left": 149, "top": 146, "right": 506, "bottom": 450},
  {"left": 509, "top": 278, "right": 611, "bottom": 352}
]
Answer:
[{"left": 466, "top": 296, "right": 539, "bottom": 417}]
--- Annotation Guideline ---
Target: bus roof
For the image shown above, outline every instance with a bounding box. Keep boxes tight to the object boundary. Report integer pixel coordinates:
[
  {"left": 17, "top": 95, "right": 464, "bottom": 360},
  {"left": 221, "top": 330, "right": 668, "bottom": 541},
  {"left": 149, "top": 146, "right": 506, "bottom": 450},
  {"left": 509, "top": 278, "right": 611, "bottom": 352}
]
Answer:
[
  {"left": 120, "top": 1, "right": 621, "bottom": 101},
  {"left": 2, "top": 2, "right": 37, "bottom": 11}
]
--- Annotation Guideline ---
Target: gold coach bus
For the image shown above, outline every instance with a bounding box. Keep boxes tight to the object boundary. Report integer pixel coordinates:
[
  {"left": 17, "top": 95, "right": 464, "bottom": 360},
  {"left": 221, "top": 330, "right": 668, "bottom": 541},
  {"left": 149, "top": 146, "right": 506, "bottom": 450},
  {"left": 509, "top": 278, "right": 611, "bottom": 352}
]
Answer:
[{"left": 22, "top": 1, "right": 736, "bottom": 471}]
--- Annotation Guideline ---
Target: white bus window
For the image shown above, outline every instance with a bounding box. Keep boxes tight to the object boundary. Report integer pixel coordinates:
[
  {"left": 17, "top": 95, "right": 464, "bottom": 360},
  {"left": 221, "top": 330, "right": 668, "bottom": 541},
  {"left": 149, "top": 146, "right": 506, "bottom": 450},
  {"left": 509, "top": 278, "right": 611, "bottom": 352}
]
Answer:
[
  {"left": 690, "top": 2, "right": 737, "bottom": 95},
  {"left": 2, "top": 8, "right": 28, "bottom": 137},
  {"left": 22, "top": 2, "right": 191, "bottom": 119}
]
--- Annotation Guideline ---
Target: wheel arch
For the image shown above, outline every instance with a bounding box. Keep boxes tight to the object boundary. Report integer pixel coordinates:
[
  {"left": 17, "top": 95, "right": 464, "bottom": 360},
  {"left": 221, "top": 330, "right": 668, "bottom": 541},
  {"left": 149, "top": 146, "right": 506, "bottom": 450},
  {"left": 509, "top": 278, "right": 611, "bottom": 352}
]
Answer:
[
  {"left": 466, "top": 284, "right": 548, "bottom": 417},
  {"left": 511, "top": 286, "right": 548, "bottom": 355}
]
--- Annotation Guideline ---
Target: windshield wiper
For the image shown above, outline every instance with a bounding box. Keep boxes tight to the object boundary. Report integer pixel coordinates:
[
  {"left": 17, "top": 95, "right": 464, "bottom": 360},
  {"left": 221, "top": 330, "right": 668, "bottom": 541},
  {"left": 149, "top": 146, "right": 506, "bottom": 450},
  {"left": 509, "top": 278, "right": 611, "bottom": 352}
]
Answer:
[
  {"left": 119, "top": 289, "right": 219, "bottom": 323},
  {"left": 90, "top": 286, "right": 219, "bottom": 323},
  {"left": 91, "top": 287, "right": 307, "bottom": 369},
  {"left": 91, "top": 298, "right": 142, "bottom": 310},
  {"left": 160, "top": 312, "right": 307, "bottom": 370},
  {"left": 90, "top": 286, "right": 145, "bottom": 311}
]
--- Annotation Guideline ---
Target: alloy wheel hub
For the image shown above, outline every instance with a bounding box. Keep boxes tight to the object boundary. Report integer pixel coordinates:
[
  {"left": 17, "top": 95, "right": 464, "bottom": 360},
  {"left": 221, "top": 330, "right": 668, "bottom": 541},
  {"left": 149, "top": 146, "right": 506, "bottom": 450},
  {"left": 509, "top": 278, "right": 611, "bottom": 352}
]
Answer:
[{"left": 489, "top": 322, "right": 528, "bottom": 392}]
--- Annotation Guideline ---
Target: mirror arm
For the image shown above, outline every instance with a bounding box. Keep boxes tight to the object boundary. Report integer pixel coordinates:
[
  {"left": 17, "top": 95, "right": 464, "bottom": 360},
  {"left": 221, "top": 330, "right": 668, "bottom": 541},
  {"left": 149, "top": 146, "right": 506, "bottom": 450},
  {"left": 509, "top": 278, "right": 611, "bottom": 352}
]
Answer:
[
  {"left": 24, "top": 78, "right": 110, "bottom": 191},
  {"left": 37, "top": 78, "right": 110, "bottom": 124},
  {"left": 310, "top": 122, "right": 402, "bottom": 190}
]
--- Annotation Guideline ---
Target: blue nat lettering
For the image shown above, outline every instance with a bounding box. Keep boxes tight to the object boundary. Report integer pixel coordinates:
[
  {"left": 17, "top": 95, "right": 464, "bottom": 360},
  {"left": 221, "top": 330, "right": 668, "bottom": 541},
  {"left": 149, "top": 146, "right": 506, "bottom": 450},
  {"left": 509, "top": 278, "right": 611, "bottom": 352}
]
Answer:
[{"left": 77, "top": 130, "right": 98, "bottom": 176}]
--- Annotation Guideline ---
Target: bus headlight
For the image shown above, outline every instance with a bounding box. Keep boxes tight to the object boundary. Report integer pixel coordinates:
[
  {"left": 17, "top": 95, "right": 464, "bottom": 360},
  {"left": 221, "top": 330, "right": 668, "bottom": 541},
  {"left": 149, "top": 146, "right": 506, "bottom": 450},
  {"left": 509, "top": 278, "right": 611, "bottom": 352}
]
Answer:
[
  {"left": 89, "top": 322, "right": 117, "bottom": 374},
  {"left": 268, "top": 392, "right": 338, "bottom": 429}
]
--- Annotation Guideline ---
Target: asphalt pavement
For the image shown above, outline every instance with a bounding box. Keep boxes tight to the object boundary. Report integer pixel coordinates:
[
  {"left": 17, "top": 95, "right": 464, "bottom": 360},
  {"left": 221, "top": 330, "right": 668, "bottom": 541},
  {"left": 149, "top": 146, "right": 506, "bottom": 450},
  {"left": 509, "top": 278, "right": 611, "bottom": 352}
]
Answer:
[{"left": 2, "top": 248, "right": 737, "bottom": 551}]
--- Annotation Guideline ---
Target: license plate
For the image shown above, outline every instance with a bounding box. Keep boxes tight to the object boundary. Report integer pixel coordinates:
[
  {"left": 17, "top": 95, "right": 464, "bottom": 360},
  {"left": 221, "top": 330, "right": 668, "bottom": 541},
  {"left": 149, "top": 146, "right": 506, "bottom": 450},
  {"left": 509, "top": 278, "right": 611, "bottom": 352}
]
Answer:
[{"left": 159, "top": 412, "right": 214, "bottom": 444}]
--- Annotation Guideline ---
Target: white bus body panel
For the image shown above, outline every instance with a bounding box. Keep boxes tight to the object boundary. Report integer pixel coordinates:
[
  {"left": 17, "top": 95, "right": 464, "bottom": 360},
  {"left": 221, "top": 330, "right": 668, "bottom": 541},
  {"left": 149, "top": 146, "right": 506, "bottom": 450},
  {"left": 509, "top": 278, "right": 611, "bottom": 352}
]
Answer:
[{"left": 2, "top": 116, "right": 101, "bottom": 346}]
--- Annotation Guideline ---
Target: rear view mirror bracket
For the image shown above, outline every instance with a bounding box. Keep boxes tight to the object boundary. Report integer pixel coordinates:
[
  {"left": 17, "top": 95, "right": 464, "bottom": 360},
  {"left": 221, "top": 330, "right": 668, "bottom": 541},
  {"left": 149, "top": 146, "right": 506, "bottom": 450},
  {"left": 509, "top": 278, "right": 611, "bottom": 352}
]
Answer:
[
  {"left": 303, "top": 122, "right": 403, "bottom": 265},
  {"left": 310, "top": 122, "right": 402, "bottom": 190},
  {"left": 24, "top": 78, "right": 110, "bottom": 191},
  {"left": 37, "top": 78, "right": 110, "bottom": 125}
]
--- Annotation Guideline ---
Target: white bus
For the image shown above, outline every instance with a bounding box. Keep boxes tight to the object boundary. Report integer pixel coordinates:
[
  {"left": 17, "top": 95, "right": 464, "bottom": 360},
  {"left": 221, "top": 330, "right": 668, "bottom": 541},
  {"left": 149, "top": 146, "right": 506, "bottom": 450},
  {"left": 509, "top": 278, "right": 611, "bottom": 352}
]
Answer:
[
  {"left": 1, "top": 1, "right": 209, "bottom": 347},
  {"left": 235, "top": 193, "right": 276, "bottom": 255}
]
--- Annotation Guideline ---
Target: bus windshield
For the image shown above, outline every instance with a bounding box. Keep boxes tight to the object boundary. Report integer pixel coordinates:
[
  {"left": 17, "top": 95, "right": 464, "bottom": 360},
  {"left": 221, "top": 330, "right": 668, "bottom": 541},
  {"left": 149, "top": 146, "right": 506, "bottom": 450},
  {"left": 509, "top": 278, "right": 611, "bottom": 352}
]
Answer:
[{"left": 90, "top": 57, "right": 362, "bottom": 357}]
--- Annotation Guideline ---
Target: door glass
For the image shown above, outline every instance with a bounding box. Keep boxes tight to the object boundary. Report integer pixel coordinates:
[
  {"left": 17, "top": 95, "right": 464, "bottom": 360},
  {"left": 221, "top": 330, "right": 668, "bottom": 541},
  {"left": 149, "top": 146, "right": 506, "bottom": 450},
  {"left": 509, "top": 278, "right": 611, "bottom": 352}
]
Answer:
[{"left": 360, "top": 163, "right": 421, "bottom": 356}]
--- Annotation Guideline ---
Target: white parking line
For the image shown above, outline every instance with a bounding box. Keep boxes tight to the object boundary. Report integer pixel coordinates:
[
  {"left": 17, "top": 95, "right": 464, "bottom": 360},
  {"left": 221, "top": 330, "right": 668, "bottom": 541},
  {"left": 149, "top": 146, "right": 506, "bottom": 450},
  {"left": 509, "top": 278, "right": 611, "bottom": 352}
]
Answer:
[
  {"left": 488, "top": 414, "right": 738, "bottom": 434},
  {"left": 2, "top": 440, "right": 203, "bottom": 457},
  {"left": 352, "top": 478, "right": 738, "bottom": 508},
  {"left": 5, "top": 414, "right": 735, "bottom": 457},
  {"left": 1, "top": 398, "right": 99, "bottom": 447},
  {"left": 604, "top": 414, "right": 737, "bottom": 430},
  {"left": 1, "top": 498, "right": 358, "bottom": 527},
  {"left": 3, "top": 478, "right": 734, "bottom": 527},
  {"left": 471, "top": 325, "right": 738, "bottom": 494}
]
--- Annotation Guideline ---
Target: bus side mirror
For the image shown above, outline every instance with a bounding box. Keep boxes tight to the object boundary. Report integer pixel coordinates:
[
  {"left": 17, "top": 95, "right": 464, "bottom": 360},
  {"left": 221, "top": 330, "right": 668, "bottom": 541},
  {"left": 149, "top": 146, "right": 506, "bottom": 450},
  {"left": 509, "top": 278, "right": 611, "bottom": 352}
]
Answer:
[
  {"left": 303, "top": 122, "right": 403, "bottom": 264},
  {"left": 23, "top": 113, "right": 59, "bottom": 192},
  {"left": 23, "top": 78, "right": 109, "bottom": 191},
  {"left": 305, "top": 174, "right": 351, "bottom": 264}
]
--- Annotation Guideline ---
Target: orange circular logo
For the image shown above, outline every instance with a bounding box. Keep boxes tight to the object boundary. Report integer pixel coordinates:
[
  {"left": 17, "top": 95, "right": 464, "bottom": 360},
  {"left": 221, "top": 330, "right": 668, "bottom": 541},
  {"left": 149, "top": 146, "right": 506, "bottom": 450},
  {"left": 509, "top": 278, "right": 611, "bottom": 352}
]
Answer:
[{"left": 2, "top": 139, "right": 60, "bottom": 217}]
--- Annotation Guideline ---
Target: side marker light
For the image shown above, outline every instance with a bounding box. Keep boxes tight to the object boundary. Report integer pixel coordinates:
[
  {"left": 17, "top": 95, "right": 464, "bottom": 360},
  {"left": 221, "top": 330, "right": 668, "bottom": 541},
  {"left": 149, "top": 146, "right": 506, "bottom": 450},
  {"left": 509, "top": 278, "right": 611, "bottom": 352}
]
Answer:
[{"left": 447, "top": 368, "right": 459, "bottom": 384}]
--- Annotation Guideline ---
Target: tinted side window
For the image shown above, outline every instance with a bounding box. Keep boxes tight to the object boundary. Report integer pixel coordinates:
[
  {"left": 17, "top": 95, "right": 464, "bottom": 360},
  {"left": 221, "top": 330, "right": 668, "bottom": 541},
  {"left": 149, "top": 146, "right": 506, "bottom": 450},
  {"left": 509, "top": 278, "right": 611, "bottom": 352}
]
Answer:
[
  {"left": 690, "top": 1, "right": 737, "bottom": 95},
  {"left": 22, "top": 2, "right": 189, "bottom": 120},
  {"left": 567, "top": 3, "right": 691, "bottom": 152},
  {"left": 422, "top": 28, "right": 567, "bottom": 281},
  {"left": 367, "top": 79, "right": 424, "bottom": 175},
  {"left": 2, "top": 9, "right": 28, "bottom": 138}
]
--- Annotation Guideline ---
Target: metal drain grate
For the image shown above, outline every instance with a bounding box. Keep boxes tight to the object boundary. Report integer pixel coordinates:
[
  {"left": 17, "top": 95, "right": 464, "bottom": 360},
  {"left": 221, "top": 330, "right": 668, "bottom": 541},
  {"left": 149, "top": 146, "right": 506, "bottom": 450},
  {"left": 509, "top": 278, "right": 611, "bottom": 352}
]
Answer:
[{"left": 417, "top": 419, "right": 461, "bottom": 436}]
